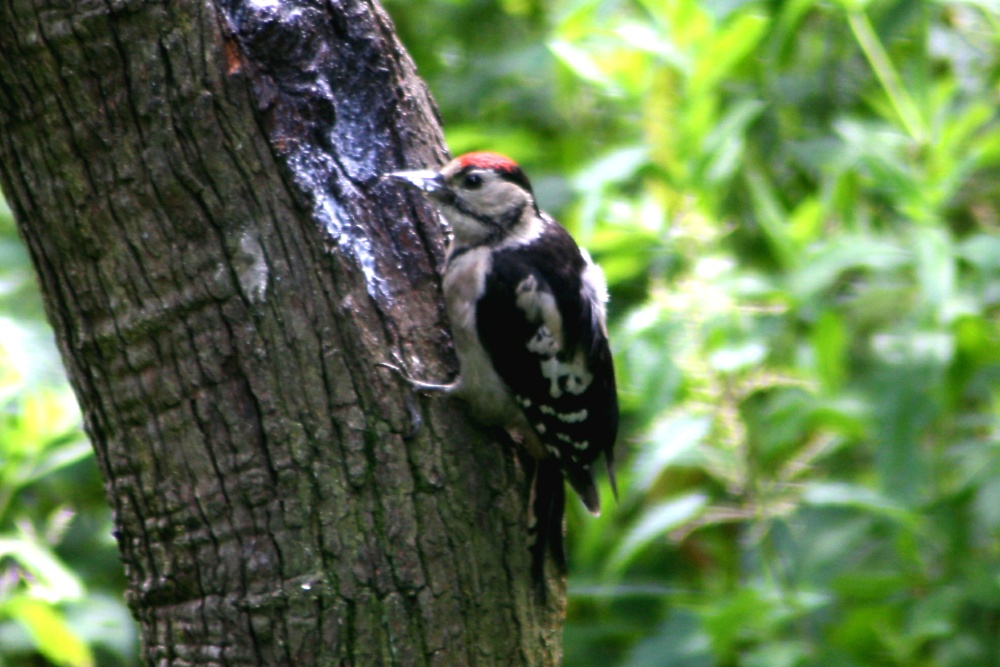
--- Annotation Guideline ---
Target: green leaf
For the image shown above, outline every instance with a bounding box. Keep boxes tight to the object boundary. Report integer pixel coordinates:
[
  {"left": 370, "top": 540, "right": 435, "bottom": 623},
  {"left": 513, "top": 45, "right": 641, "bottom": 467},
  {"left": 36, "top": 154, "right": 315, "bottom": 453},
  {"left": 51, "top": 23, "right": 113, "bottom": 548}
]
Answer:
[
  {"left": 912, "top": 226, "right": 955, "bottom": 318},
  {"left": 745, "top": 170, "right": 795, "bottom": 270},
  {"left": 613, "top": 21, "right": 687, "bottom": 69},
  {"left": 0, "top": 536, "right": 85, "bottom": 601},
  {"left": 608, "top": 493, "right": 709, "bottom": 573},
  {"left": 634, "top": 415, "right": 712, "bottom": 492},
  {"left": 790, "top": 235, "right": 909, "bottom": 303},
  {"left": 847, "top": 9, "right": 926, "bottom": 142},
  {"left": 957, "top": 233, "right": 1000, "bottom": 271},
  {"left": 574, "top": 146, "right": 650, "bottom": 192},
  {"left": 18, "top": 439, "right": 92, "bottom": 487},
  {"left": 811, "top": 310, "right": 847, "bottom": 392},
  {"left": 691, "top": 13, "right": 769, "bottom": 91},
  {"left": 6, "top": 598, "right": 94, "bottom": 667},
  {"left": 788, "top": 197, "right": 823, "bottom": 246},
  {"left": 622, "top": 612, "right": 712, "bottom": 667},
  {"left": 801, "top": 482, "right": 915, "bottom": 525},
  {"left": 701, "top": 100, "right": 765, "bottom": 184},
  {"left": 549, "top": 39, "right": 615, "bottom": 89},
  {"left": 708, "top": 341, "right": 767, "bottom": 373},
  {"left": 870, "top": 331, "right": 954, "bottom": 366},
  {"left": 744, "top": 640, "right": 811, "bottom": 667},
  {"left": 63, "top": 594, "right": 140, "bottom": 663}
]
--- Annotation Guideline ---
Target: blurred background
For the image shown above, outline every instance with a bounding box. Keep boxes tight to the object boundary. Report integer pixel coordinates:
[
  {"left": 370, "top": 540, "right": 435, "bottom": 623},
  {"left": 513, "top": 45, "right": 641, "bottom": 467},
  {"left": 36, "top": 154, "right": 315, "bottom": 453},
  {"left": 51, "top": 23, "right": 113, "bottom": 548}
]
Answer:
[{"left": 2, "top": 0, "right": 999, "bottom": 665}]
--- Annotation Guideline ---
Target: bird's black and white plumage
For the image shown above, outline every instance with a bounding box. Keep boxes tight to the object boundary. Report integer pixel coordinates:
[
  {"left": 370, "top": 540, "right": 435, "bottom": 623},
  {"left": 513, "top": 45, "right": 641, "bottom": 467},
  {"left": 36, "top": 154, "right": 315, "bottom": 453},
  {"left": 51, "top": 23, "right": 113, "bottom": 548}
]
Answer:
[{"left": 386, "top": 152, "right": 618, "bottom": 586}]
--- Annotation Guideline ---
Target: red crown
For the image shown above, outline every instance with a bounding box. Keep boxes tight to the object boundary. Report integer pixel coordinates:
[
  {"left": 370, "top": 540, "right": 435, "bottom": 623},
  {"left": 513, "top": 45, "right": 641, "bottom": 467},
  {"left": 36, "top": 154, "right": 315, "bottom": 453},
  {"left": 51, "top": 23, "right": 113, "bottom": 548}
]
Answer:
[{"left": 455, "top": 151, "right": 521, "bottom": 173}]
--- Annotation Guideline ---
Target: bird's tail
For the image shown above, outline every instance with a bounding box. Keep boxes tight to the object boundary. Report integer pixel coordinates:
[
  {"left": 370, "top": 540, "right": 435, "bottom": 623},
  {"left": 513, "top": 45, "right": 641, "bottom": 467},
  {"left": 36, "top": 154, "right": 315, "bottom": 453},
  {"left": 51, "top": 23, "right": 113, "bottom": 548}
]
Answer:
[{"left": 528, "top": 457, "right": 566, "bottom": 599}]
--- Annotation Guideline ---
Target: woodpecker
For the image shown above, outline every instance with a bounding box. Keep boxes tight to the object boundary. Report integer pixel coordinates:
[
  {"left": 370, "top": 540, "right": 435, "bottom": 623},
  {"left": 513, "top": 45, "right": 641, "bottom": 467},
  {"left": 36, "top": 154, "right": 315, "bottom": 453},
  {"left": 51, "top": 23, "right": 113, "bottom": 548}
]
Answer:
[{"left": 385, "top": 152, "right": 618, "bottom": 585}]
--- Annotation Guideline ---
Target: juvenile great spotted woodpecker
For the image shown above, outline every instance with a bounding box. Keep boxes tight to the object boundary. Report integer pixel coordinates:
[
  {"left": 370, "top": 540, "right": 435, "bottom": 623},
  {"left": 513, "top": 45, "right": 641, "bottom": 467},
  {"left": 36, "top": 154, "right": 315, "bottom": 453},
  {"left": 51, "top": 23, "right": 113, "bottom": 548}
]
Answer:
[{"left": 385, "top": 152, "right": 618, "bottom": 586}]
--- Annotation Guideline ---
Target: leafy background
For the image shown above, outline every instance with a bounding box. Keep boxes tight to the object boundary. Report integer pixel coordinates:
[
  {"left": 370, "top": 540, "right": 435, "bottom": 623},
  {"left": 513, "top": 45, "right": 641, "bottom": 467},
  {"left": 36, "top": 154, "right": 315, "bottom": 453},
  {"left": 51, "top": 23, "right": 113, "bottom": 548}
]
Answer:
[{"left": 2, "top": 0, "right": 999, "bottom": 665}]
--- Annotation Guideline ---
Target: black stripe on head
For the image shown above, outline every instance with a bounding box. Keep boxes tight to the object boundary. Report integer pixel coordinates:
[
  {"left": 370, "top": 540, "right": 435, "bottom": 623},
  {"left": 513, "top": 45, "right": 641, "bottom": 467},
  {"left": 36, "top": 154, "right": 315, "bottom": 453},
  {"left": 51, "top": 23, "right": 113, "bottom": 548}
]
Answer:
[
  {"left": 455, "top": 152, "right": 535, "bottom": 197},
  {"left": 493, "top": 164, "right": 534, "bottom": 197}
]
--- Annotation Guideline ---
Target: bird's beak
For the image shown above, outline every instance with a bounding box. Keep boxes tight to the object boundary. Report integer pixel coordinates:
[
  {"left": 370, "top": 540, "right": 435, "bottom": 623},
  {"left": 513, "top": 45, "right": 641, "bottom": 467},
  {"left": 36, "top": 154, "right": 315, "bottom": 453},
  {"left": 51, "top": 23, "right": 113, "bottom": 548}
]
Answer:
[{"left": 384, "top": 169, "right": 446, "bottom": 194}]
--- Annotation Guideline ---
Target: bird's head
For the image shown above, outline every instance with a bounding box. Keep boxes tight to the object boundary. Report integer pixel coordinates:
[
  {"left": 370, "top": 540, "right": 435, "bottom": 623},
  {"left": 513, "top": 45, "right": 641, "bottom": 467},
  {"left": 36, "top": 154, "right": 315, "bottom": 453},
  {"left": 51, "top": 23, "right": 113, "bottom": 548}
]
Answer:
[{"left": 386, "top": 152, "right": 539, "bottom": 247}]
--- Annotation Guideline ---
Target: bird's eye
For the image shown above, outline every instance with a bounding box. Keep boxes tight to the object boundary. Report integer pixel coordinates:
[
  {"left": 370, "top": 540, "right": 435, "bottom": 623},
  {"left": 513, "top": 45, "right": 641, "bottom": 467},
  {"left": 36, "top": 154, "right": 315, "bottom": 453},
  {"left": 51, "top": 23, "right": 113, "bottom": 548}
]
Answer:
[{"left": 463, "top": 173, "right": 483, "bottom": 189}]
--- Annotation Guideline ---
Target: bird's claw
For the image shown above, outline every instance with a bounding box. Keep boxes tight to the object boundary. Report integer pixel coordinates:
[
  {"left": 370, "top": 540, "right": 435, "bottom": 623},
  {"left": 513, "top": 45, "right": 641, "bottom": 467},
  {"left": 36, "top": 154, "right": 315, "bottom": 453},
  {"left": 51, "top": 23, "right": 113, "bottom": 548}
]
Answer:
[{"left": 377, "top": 362, "right": 455, "bottom": 395}]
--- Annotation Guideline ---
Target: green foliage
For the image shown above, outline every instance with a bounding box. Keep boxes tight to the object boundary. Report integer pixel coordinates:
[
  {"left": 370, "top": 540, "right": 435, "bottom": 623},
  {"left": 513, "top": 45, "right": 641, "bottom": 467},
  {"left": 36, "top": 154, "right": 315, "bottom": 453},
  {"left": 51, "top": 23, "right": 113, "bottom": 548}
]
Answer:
[
  {"left": 0, "top": 202, "right": 137, "bottom": 667},
  {"left": 386, "top": 0, "right": 1000, "bottom": 663}
]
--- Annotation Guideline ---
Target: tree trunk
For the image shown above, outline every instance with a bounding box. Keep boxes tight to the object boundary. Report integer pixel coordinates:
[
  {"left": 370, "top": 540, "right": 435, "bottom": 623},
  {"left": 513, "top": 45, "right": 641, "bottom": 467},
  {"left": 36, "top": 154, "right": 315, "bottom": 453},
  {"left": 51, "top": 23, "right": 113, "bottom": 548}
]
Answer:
[{"left": 0, "top": 0, "right": 564, "bottom": 664}]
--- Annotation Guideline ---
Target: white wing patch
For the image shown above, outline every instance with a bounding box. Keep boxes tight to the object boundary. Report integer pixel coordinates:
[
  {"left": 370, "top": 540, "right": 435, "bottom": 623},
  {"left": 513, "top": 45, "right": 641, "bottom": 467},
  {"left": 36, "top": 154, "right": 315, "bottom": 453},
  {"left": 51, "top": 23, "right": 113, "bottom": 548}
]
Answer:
[
  {"left": 561, "top": 409, "right": 588, "bottom": 423},
  {"left": 516, "top": 274, "right": 563, "bottom": 350},
  {"left": 539, "top": 405, "right": 589, "bottom": 423},
  {"left": 540, "top": 349, "right": 593, "bottom": 398},
  {"left": 556, "top": 432, "right": 590, "bottom": 451},
  {"left": 515, "top": 272, "right": 594, "bottom": 397},
  {"left": 527, "top": 326, "right": 559, "bottom": 355},
  {"left": 580, "top": 249, "right": 609, "bottom": 335}
]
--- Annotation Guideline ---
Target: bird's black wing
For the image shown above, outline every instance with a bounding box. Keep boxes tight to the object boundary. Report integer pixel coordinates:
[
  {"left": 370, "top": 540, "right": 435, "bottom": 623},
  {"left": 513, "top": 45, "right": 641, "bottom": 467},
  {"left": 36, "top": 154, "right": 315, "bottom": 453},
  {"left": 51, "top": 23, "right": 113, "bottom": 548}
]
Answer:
[{"left": 475, "top": 221, "right": 618, "bottom": 513}]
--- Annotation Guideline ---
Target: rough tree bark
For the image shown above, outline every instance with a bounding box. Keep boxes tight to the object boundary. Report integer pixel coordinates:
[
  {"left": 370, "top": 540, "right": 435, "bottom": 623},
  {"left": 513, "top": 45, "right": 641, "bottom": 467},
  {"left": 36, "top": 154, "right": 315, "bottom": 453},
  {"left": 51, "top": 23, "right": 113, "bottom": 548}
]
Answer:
[{"left": 0, "top": 0, "right": 564, "bottom": 664}]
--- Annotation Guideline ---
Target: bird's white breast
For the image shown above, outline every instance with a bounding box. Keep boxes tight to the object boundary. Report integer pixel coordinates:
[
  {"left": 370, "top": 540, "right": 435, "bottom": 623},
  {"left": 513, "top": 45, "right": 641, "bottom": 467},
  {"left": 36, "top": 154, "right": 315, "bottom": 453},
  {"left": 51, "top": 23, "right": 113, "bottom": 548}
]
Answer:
[{"left": 443, "top": 246, "right": 521, "bottom": 425}]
